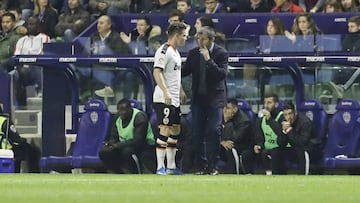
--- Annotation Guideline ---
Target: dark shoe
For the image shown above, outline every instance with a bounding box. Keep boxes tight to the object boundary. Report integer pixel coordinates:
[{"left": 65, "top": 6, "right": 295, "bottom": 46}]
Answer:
[
  {"left": 208, "top": 168, "right": 219, "bottom": 175},
  {"left": 195, "top": 168, "right": 208, "bottom": 175}
]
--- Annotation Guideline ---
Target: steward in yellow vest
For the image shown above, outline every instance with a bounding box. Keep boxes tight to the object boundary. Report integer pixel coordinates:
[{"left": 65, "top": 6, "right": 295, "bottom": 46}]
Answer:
[{"left": 0, "top": 103, "right": 40, "bottom": 172}]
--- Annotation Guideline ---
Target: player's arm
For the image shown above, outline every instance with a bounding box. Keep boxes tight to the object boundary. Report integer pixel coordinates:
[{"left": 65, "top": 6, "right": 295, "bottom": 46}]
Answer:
[
  {"left": 180, "top": 85, "right": 187, "bottom": 105},
  {"left": 153, "top": 67, "right": 171, "bottom": 105}
]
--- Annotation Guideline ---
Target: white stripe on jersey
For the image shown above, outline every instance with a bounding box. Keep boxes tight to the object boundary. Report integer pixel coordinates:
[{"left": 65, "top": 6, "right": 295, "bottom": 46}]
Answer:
[{"left": 153, "top": 43, "right": 182, "bottom": 107}]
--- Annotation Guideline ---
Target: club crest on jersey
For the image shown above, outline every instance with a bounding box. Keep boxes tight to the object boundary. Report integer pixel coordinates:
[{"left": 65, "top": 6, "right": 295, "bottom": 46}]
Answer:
[{"left": 163, "top": 117, "right": 169, "bottom": 125}]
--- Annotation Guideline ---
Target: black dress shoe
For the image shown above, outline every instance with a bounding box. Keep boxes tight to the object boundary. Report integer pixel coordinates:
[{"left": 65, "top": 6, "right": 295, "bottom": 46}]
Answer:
[
  {"left": 195, "top": 168, "right": 208, "bottom": 175},
  {"left": 208, "top": 168, "right": 219, "bottom": 175}
]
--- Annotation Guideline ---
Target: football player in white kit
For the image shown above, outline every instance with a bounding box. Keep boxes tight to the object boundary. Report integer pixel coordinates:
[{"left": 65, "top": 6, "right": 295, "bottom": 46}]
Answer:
[{"left": 153, "top": 22, "right": 188, "bottom": 175}]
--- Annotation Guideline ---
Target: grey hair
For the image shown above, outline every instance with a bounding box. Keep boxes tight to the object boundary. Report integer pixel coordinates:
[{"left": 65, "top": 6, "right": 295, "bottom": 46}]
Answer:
[{"left": 197, "top": 26, "right": 216, "bottom": 39}]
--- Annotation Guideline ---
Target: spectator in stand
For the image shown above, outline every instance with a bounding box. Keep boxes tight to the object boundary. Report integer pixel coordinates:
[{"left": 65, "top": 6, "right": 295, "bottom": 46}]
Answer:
[
  {"left": 8, "top": 7, "right": 27, "bottom": 36},
  {"left": 321, "top": 16, "right": 360, "bottom": 100},
  {"left": 55, "top": 0, "right": 91, "bottom": 42},
  {"left": 33, "top": 0, "right": 58, "bottom": 39},
  {"left": 13, "top": 16, "right": 50, "bottom": 107},
  {"left": 239, "top": 0, "right": 271, "bottom": 12},
  {"left": 61, "top": 0, "right": 90, "bottom": 13},
  {"left": 342, "top": 16, "right": 360, "bottom": 52},
  {"left": 322, "top": 0, "right": 343, "bottom": 12},
  {"left": 194, "top": 15, "right": 225, "bottom": 47},
  {"left": 340, "top": 0, "right": 359, "bottom": 12},
  {"left": 49, "top": 0, "right": 65, "bottom": 13},
  {"left": 0, "top": 0, "right": 34, "bottom": 21},
  {"left": 177, "top": 0, "right": 197, "bottom": 13},
  {"left": 0, "top": 12, "right": 22, "bottom": 73},
  {"left": 167, "top": 9, "right": 196, "bottom": 52},
  {"left": 271, "top": 0, "right": 304, "bottom": 13},
  {"left": 120, "top": 16, "right": 162, "bottom": 55},
  {"left": 129, "top": 0, "right": 153, "bottom": 13},
  {"left": 149, "top": 0, "right": 177, "bottom": 13},
  {"left": 260, "top": 17, "right": 293, "bottom": 53},
  {"left": 299, "top": 0, "right": 325, "bottom": 13},
  {"left": 20, "top": 0, "right": 34, "bottom": 21},
  {"left": 286, "top": 13, "right": 322, "bottom": 52},
  {"left": 199, "top": 0, "right": 227, "bottom": 13},
  {"left": 222, "top": 0, "right": 242, "bottom": 12},
  {"left": 89, "top": 0, "right": 130, "bottom": 18},
  {"left": 1, "top": 0, "right": 34, "bottom": 21},
  {"left": 220, "top": 99, "right": 254, "bottom": 174},
  {"left": 83, "top": 15, "right": 133, "bottom": 99}
]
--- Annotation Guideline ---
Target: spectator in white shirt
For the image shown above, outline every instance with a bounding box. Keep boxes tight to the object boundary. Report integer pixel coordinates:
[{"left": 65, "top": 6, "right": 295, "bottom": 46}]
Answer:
[{"left": 13, "top": 16, "right": 50, "bottom": 108}]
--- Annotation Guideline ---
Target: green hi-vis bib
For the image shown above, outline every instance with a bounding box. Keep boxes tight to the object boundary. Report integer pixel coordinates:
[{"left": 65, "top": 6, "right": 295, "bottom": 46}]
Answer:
[
  {"left": 116, "top": 108, "right": 155, "bottom": 145},
  {"left": 261, "top": 111, "right": 283, "bottom": 150}
]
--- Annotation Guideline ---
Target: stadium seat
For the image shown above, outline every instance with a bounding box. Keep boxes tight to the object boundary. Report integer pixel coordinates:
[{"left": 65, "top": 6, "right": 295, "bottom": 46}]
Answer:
[
  {"left": 236, "top": 98, "right": 256, "bottom": 123},
  {"left": 40, "top": 99, "right": 111, "bottom": 172},
  {"left": 297, "top": 99, "right": 328, "bottom": 174},
  {"left": 129, "top": 99, "right": 143, "bottom": 111},
  {"left": 323, "top": 99, "right": 360, "bottom": 169}
]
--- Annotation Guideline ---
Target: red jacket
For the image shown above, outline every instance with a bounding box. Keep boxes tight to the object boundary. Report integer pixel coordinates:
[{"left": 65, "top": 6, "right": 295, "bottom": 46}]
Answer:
[{"left": 271, "top": 3, "right": 304, "bottom": 13}]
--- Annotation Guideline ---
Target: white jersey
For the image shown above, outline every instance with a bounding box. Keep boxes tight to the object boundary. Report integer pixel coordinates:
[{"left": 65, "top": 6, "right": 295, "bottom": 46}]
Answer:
[
  {"left": 14, "top": 33, "right": 49, "bottom": 55},
  {"left": 153, "top": 43, "right": 182, "bottom": 107}
]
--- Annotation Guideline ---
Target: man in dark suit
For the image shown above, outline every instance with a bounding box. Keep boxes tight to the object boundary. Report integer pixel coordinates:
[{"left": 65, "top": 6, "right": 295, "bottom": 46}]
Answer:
[{"left": 182, "top": 26, "right": 229, "bottom": 175}]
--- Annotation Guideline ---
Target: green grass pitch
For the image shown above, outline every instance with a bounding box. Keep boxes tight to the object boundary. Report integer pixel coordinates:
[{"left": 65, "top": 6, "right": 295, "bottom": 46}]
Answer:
[{"left": 1, "top": 174, "right": 359, "bottom": 203}]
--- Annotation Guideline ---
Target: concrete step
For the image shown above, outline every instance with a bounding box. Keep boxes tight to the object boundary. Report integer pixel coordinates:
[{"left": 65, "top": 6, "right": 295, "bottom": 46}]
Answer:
[
  {"left": 13, "top": 110, "right": 41, "bottom": 135},
  {"left": 26, "top": 97, "right": 42, "bottom": 110},
  {"left": 16, "top": 126, "right": 38, "bottom": 134},
  {"left": 14, "top": 110, "right": 41, "bottom": 126}
]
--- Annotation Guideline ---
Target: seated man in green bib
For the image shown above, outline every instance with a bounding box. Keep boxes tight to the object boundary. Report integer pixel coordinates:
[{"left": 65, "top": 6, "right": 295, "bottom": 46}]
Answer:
[
  {"left": 99, "top": 99, "right": 155, "bottom": 173},
  {"left": 253, "top": 93, "right": 288, "bottom": 175}
]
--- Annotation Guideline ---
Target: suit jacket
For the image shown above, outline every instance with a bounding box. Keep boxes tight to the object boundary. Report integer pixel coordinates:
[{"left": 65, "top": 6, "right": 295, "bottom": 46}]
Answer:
[
  {"left": 35, "top": 8, "right": 58, "bottom": 38},
  {"left": 182, "top": 43, "right": 228, "bottom": 107}
]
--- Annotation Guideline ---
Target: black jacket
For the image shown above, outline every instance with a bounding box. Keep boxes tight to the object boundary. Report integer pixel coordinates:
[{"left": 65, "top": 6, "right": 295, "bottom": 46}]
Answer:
[
  {"left": 0, "top": 114, "right": 26, "bottom": 148},
  {"left": 182, "top": 43, "right": 229, "bottom": 107},
  {"left": 223, "top": 109, "right": 253, "bottom": 151},
  {"left": 286, "top": 113, "right": 323, "bottom": 151},
  {"left": 342, "top": 31, "right": 360, "bottom": 52},
  {"left": 90, "top": 30, "right": 131, "bottom": 55}
]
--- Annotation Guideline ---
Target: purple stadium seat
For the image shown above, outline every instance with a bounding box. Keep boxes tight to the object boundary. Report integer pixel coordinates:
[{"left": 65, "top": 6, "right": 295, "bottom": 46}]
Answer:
[
  {"left": 129, "top": 99, "right": 143, "bottom": 111},
  {"left": 324, "top": 99, "right": 360, "bottom": 168},
  {"left": 236, "top": 98, "right": 256, "bottom": 123},
  {"left": 297, "top": 99, "right": 328, "bottom": 144},
  {"left": 40, "top": 99, "right": 111, "bottom": 172}
]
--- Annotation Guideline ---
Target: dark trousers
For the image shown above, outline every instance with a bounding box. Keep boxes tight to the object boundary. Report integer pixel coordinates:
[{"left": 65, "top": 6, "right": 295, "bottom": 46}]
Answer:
[
  {"left": 220, "top": 147, "right": 255, "bottom": 174},
  {"left": 99, "top": 145, "right": 155, "bottom": 174},
  {"left": 191, "top": 103, "right": 223, "bottom": 170},
  {"left": 12, "top": 142, "right": 41, "bottom": 173},
  {"left": 261, "top": 147, "right": 318, "bottom": 175}
]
